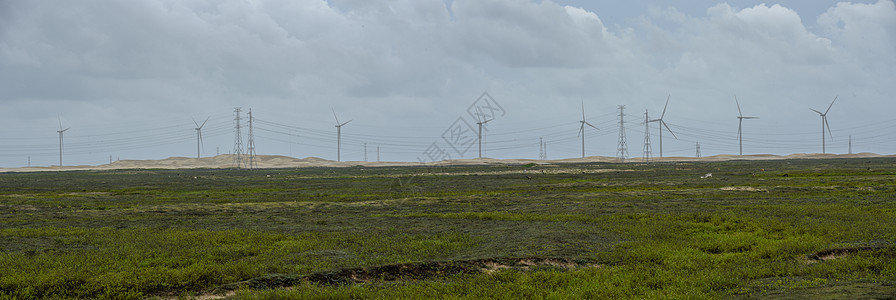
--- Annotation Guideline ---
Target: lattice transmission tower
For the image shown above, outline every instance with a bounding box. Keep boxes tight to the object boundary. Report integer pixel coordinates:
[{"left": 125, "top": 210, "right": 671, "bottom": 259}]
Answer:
[
  {"left": 232, "top": 107, "right": 244, "bottom": 169},
  {"left": 247, "top": 108, "right": 257, "bottom": 169},
  {"left": 642, "top": 109, "right": 652, "bottom": 163},
  {"left": 616, "top": 105, "right": 629, "bottom": 162}
]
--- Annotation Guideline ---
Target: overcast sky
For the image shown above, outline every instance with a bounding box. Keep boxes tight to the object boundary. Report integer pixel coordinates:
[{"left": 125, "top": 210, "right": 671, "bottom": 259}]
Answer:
[{"left": 1, "top": 0, "right": 894, "bottom": 167}]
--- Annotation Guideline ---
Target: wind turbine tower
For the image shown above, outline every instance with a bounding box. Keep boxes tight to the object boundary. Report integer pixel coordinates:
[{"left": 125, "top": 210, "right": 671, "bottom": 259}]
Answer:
[
  {"left": 193, "top": 116, "right": 209, "bottom": 158},
  {"left": 810, "top": 96, "right": 837, "bottom": 154},
  {"left": 577, "top": 99, "right": 599, "bottom": 158},
  {"left": 648, "top": 95, "right": 677, "bottom": 158},
  {"left": 475, "top": 108, "right": 494, "bottom": 158},
  {"left": 735, "top": 96, "right": 759, "bottom": 156},
  {"left": 57, "top": 118, "right": 70, "bottom": 166},
  {"left": 333, "top": 109, "right": 352, "bottom": 162}
]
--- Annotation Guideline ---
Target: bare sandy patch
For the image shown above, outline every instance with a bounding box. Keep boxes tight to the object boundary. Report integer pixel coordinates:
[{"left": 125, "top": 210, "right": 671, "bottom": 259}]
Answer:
[{"left": 720, "top": 186, "right": 768, "bottom": 192}]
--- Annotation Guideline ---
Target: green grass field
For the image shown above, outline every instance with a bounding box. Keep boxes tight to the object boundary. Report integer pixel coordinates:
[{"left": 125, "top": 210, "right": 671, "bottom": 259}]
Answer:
[{"left": 1, "top": 158, "right": 895, "bottom": 299}]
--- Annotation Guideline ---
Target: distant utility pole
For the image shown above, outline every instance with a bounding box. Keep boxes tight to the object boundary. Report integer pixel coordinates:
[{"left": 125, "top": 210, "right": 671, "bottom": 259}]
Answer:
[
  {"left": 377, "top": 146, "right": 380, "bottom": 162},
  {"left": 109, "top": 155, "right": 112, "bottom": 164},
  {"left": 539, "top": 137, "right": 547, "bottom": 160},
  {"left": 364, "top": 143, "right": 368, "bottom": 162},
  {"left": 232, "top": 107, "right": 244, "bottom": 169},
  {"left": 696, "top": 142, "right": 701, "bottom": 158},
  {"left": 643, "top": 110, "right": 652, "bottom": 163},
  {"left": 247, "top": 108, "right": 257, "bottom": 169},
  {"left": 848, "top": 135, "right": 852, "bottom": 154},
  {"left": 617, "top": 105, "right": 629, "bottom": 162},
  {"left": 27, "top": 156, "right": 30, "bottom": 167}
]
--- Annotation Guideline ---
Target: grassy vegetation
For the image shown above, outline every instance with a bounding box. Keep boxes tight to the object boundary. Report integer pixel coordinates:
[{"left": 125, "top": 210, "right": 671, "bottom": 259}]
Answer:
[{"left": 0, "top": 158, "right": 894, "bottom": 299}]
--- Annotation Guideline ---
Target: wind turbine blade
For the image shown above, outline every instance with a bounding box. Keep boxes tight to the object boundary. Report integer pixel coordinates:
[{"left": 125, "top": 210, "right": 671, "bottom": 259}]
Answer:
[
  {"left": 577, "top": 124, "right": 583, "bottom": 137},
  {"left": 825, "top": 117, "right": 833, "bottom": 140},
  {"left": 62, "top": 127, "right": 70, "bottom": 132},
  {"left": 342, "top": 119, "right": 352, "bottom": 126},
  {"left": 661, "top": 95, "right": 670, "bottom": 118},
  {"left": 742, "top": 117, "right": 759, "bottom": 119},
  {"left": 662, "top": 121, "right": 678, "bottom": 139},
  {"left": 58, "top": 116, "right": 63, "bottom": 131},
  {"left": 735, "top": 95, "right": 743, "bottom": 117},
  {"left": 585, "top": 121, "right": 599, "bottom": 131},
  {"left": 581, "top": 98, "right": 585, "bottom": 121},
  {"left": 332, "top": 109, "right": 340, "bottom": 125},
  {"left": 192, "top": 117, "right": 199, "bottom": 127},
  {"left": 825, "top": 96, "right": 837, "bottom": 115},
  {"left": 810, "top": 108, "right": 823, "bottom": 115},
  {"left": 200, "top": 116, "right": 209, "bottom": 128}
]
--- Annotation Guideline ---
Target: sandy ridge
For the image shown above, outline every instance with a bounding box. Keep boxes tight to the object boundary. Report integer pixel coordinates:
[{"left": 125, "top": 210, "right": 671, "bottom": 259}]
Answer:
[{"left": 1, "top": 152, "right": 890, "bottom": 173}]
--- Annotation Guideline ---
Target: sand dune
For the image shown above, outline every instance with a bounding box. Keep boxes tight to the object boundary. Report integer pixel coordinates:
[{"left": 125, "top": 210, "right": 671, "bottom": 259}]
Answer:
[{"left": 1, "top": 152, "right": 891, "bottom": 173}]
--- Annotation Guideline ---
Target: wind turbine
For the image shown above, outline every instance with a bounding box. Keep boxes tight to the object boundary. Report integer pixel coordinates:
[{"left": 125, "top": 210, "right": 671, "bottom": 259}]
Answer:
[
  {"left": 735, "top": 96, "right": 759, "bottom": 156},
  {"left": 474, "top": 107, "right": 494, "bottom": 158},
  {"left": 57, "top": 117, "right": 70, "bottom": 166},
  {"left": 810, "top": 96, "right": 836, "bottom": 154},
  {"left": 577, "top": 98, "right": 599, "bottom": 158},
  {"left": 648, "top": 95, "right": 677, "bottom": 158},
  {"left": 193, "top": 116, "right": 209, "bottom": 158},
  {"left": 333, "top": 109, "right": 352, "bottom": 162}
]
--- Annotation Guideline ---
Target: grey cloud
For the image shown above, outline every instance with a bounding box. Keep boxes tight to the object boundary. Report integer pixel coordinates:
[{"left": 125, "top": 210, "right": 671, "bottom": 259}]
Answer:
[
  {"left": 450, "top": 0, "right": 622, "bottom": 68},
  {"left": 0, "top": 0, "right": 895, "bottom": 166}
]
